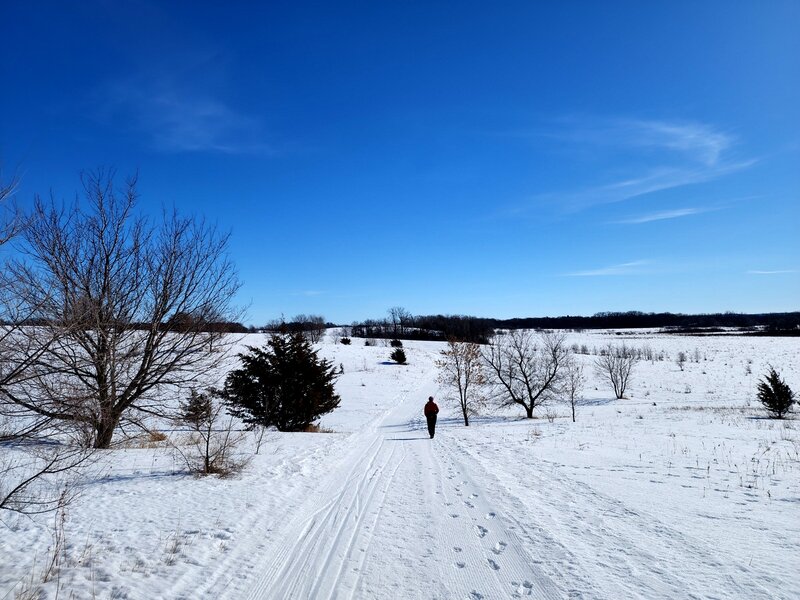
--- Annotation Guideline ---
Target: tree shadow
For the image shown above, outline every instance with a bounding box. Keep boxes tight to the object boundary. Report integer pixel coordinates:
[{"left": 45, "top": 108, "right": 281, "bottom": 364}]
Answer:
[{"left": 577, "top": 397, "right": 616, "bottom": 407}]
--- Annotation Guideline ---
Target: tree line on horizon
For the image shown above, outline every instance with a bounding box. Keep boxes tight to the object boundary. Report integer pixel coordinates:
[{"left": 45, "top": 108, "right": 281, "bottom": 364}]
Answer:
[{"left": 345, "top": 309, "right": 800, "bottom": 343}]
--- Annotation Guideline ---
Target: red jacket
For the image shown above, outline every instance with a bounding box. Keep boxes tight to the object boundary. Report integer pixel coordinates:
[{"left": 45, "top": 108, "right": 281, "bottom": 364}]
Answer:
[{"left": 424, "top": 400, "right": 439, "bottom": 417}]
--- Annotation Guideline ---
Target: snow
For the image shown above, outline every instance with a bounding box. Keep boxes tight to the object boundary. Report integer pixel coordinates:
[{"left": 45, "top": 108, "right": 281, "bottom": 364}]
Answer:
[{"left": 1, "top": 331, "right": 799, "bottom": 599}]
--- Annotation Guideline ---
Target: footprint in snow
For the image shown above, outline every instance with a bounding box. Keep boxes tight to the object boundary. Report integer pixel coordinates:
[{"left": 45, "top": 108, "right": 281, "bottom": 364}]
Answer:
[
  {"left": 453, "top": 546, "right": 462, "bottom": 553},
  {"left": 486, "top": 512, "right": 496, "bottom": 519},
  {"left": 469, "top": 592, "right": 484, "bottom": 600},
  {"left": 487, "top": 558, "right": 500, "bottom": 571},
  {"left": 464, "top": 501, "right": 474, "bottom": 509},
  {"left": 476, "top": 525, "right": 488, "bottom": 538},
  {"left": 512, "top": 580, "right": 534, "bottom": 596},
  {"left": 492, "top": 541, "right": 507, "bottom": 555},
  {"left": 455, "top": 561, "right": 466, "bottom": 569}
]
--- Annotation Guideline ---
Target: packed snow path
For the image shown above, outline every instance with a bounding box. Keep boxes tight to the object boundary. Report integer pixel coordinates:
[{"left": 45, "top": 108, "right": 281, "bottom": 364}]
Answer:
[
  {"left": 166, "top": 379, "right": 559, "bottom": 599},
  {"left": 167, "top": 360, "right": 787, "bottom": 599}
]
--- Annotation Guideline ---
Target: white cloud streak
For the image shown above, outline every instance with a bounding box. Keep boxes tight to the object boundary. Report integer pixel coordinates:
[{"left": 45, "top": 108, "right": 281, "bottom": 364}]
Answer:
[
  {"left": 747, "top": 270, "right": 797, "bottom": 275},
  {"left": 519, "top": 117, "right": 757, "bottom": 214},
  {"left": 101, "top": 75, "right": 271, "bottom": 154},
  {"left": 616, "top": 207, "right": 714, "bottom": 224},
  {"left": 564, "top": 260, "right": 650, "bottom": 277}
]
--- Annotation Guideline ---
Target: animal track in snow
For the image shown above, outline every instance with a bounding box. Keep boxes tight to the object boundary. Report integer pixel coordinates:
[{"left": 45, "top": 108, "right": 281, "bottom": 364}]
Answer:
[
  {"left": 464, "top": 501, "right": 474, "bottom": 509},
  {"left": 487, "top": 558, "right": 500, "bottom": 571},
  {"left": 455, "top": 561, "right": 466, "bottom": 569},
  {"left": 485, "top": 512, "right": 496, "bottom": 519},
  {"left": 469, "top": 591, "right": 484, "bottom": 600},
  {"left": 453, "top": 546, "right": 462, "bottom": 553},
  {"left": 476, "top": 525, "right": 488, "bottom": 538}
]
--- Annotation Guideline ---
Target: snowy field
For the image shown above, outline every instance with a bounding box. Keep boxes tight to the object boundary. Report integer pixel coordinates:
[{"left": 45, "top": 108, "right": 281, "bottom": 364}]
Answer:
[{"left": 1, "top": 330, "right": 799, "bottom": 599}]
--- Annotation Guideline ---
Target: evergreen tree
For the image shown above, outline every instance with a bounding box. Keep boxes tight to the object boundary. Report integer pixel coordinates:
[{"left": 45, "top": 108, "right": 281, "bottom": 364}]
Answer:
[
  {"left": 223, "top": 333, "right": 341, "bottom": 431},
  {"left": 757, "top": 367, "right": 795, "bottom": 419},
  {"left": 390, "top": 348, "right": 407, "bottom": 364},
  {"left": 181, "top": 389, "right": 214, "bottom": 428}
]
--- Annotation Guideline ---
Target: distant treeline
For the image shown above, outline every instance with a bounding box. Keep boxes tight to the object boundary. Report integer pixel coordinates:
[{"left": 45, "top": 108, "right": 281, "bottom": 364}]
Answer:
[{"left": 348, "top": 310, "right": 800, "bottom": 343}]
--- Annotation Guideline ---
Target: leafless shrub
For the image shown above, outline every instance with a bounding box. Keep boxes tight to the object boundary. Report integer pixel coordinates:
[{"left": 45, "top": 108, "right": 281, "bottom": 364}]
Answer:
[
  {"left": 564, "top": 357, "right": 585, "bottom": 422},
  {"left": 594, "top": 343, "right": 637, "bottom": 399}
]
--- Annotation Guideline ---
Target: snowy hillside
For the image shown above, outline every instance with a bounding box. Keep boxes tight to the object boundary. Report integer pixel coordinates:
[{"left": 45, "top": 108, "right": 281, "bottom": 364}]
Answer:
[{"left": 2, "top": 330, "right": 799, "bottom": 599}]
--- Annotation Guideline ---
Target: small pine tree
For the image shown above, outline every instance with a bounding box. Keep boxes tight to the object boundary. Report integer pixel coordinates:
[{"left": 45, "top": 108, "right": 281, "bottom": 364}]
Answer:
[
  {"left": 340, "top": 337, "right": 351, "bottom": 345},
  {"left": 757, "top": 367, "right": 795, "bottom": 419},
  {"left": 223, "top": 332, "right": 341, "bottom": 431},
  {"left": 181, "top": 389, "right": 213, "bottom": 428},
  {"left": 390, "top": 348, "right": 407, "bottom": 364},
  {"left": 177, "top": 388, "right": 245, "bottom": 476},
  {"left": 390, "top": 339, "right": 403, "bottom": 348}
]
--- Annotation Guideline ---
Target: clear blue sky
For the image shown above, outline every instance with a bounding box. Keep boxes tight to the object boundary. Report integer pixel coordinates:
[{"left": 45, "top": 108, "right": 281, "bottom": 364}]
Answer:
[{"left": 2, "top": 1, "right": 798, "bottom": 324}]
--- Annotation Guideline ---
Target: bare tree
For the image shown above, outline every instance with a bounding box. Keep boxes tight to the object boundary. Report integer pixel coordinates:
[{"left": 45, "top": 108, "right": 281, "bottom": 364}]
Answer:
[
  {"left": 676, "top": 351, "right": 686, "bottom": 371},
  {"left": 594, "top": 343, "right": 637, "bottom": 399},
  {"left": 387, "top": 306, "right": 412, "bottom": 337},
  {"left": 564, "top": 356, "right": 585, "bottom": 422},
  {"left": 0, "top": 170, "right": 241, "bottom": 448},
  {"left": 482, "top": 330, "right": 569, "bottom": 419},
  {"left": 292, "top": 314, "right": 326, "bottom": 343},
  {"left": 436, "top": 338, "right": 486, "bottom": 426}
]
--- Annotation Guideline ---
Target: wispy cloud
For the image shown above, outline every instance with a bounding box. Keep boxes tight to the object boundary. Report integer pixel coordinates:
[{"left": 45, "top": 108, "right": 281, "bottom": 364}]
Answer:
[
  {"left": 564, "top": 260, "right": 650, "bottom": 277},
  {"left": 516, "top": 117, "right": 757, "bottom": 213},
  {"left": 100, "top": 74, "right": 271, "bottom": 154},
  {"left": 616, "top": 206, "right": 716, "bottom": 224},
  {"left": 548, "top": 117, "right": 736, "bottom": 166},
  {"left": 292, "top": 290, "right": 325, "bottom": 297},
  {"left": 747, "top": 269, "right": 797, "bottom": 275}
]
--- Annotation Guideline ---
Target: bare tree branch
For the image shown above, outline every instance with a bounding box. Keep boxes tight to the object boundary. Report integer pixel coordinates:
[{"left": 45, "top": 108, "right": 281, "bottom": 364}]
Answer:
[{"left": 0, "top": 170, "right": 242, "bottom": 448}]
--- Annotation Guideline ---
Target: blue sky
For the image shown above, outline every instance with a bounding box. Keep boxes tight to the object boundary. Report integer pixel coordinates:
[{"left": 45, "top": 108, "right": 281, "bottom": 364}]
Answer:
[{"left": 1, "top": 1, "right": 798, "bottom": 324}]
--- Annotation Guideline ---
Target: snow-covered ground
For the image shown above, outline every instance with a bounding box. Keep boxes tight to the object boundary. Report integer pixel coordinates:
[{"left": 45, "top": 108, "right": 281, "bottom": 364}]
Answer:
[{"left": 1, "top": 330, "right": 798, "bottom": 599}]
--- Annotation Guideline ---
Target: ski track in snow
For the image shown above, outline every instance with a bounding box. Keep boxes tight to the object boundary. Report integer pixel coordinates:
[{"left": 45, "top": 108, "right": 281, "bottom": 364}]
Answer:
[
  {"left": 172, "top": 370, "right": 563, "bottom": 599},
  {"left": 5, "top": 333, "right": 798, "bottom": 599},
  {"left": 169, "top": 349, "right": 793, "bottom": 599}
]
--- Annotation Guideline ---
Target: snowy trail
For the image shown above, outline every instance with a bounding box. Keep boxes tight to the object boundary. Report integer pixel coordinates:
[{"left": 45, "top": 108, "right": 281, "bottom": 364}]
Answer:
[
  {"left": 169, "top": 355, "right": 786, "bottom": 600},
  {"left": 185, "top": 377, "right": 564, "bottom": 600}
]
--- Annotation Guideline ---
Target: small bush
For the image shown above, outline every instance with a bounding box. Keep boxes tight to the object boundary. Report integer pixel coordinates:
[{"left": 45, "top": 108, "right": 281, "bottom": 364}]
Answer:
[
  {"left": 390, "top": 348, "right": 407, "bottom": 364},
  {"left": 340, "top": 337, "right": 351, "bottom": 345},
  {"left": 757, "top": 367, "right": 795, "bottom": 419},
  {"left": 177, "top": 388, "right": 247, "bottom": 476},
  {"left": 390, "top": 339, "right": 403, "bottom": 348}
]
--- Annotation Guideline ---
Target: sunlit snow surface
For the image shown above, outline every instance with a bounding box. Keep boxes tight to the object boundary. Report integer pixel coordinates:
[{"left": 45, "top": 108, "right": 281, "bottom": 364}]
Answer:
[{"left": 2, "top": 331, "right": 798, "bottom": 599}]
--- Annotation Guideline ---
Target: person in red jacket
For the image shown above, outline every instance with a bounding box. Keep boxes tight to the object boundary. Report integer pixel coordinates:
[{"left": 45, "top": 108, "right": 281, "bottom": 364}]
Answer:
[{"left": 424, "top": 396, "right": 439, "bottom": 439}]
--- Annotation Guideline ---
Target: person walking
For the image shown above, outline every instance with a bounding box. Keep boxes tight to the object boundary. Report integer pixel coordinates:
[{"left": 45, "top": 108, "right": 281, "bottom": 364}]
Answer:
[{"left": 424, "top": 396, "right": 439, "bottom": 439}]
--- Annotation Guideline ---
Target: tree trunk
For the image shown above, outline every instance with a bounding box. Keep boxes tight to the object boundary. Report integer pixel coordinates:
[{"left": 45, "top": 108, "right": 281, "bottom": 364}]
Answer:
[
  {"left": 571, "top": 403, "right": 576, "bottom": 422},
  {"left": 525, "top": 405, "right": 534, "bottom": 418},
  {"left": 462, "top": 406, "right": 469, "bottom": 426},
  {"left": 93, "top": 417, "right": 117, "bottom": 449}
]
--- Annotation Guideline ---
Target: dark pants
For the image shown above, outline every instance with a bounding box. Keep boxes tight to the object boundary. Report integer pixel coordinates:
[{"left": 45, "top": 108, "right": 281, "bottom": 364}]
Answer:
[{"left": 426, "top": 414, "right": 437, "bottom": 438}]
